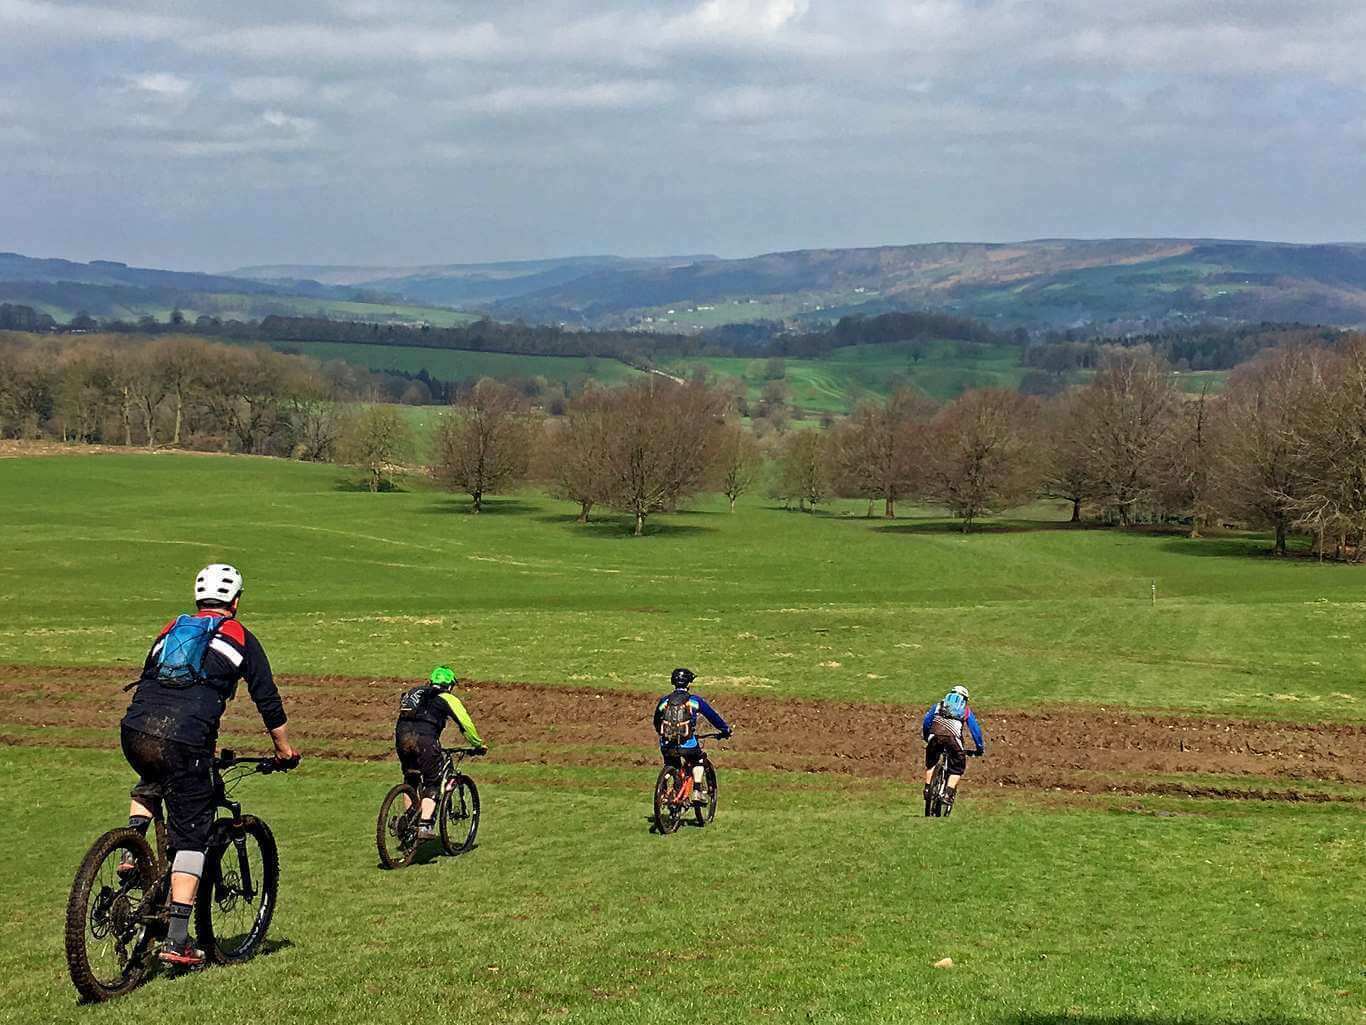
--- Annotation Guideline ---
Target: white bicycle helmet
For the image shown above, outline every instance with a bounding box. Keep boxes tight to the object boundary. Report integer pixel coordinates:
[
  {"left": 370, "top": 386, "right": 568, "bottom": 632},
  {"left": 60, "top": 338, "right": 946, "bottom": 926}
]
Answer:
[
  {"left": 195, "top": 564, "right": 243, "bottom": 605},
  {"left": 951, "top": 684, "right": 970, "bottom": 701}
]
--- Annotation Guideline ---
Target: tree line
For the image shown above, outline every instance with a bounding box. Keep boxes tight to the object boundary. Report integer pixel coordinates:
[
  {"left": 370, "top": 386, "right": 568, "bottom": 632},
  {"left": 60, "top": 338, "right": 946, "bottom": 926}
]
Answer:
[
  {"left": 9, "top": 325, "right": 1366, "bottom": 557},
  {"left": 0, "top": 332, "right": 433, "bottom": 457}
]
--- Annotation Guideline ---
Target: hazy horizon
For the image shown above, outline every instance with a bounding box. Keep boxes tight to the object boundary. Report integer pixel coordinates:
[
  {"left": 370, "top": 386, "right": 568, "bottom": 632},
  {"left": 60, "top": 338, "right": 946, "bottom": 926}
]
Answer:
[{"left": 4, "top": 1, "right": 1365, "bottom": 271}]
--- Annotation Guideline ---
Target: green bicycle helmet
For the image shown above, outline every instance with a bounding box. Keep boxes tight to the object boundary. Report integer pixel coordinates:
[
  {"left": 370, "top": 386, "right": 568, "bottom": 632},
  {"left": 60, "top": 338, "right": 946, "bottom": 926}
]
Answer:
[{"left": 429, "top": 665, "right": 457, "bottom": 687}]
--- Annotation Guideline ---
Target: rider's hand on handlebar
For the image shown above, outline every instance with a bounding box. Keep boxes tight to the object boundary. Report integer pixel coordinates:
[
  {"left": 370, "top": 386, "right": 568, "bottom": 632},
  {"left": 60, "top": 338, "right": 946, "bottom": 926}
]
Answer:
[
  {"left": 720, "top": 729, "right": 733, "bottom": 740},
  {"left": 474, "top": 746, "right": 488, "bottom": 757}
]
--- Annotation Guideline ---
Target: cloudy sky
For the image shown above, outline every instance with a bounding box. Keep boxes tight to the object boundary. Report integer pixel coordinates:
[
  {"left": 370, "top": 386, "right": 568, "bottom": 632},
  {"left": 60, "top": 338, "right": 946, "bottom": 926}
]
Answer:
[{"left": 1, "top": 0, "right": 1364, "bottom": 270}]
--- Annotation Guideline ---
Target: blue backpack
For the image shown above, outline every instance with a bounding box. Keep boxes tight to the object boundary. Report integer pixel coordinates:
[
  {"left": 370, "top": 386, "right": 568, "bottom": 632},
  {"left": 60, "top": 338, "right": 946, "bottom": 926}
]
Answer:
[
  {"left": 941, "top": 692, "right": 969, "bottom": 721},
  {"left": 153, "top": 615, "right": 224, "bottom": 688}
]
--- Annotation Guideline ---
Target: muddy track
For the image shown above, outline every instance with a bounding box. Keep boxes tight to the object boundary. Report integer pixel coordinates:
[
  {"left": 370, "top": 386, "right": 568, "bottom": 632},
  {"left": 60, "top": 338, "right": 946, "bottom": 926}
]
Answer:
[{"left": 2, "top": 665, "right": 1363, "bottom": 802}]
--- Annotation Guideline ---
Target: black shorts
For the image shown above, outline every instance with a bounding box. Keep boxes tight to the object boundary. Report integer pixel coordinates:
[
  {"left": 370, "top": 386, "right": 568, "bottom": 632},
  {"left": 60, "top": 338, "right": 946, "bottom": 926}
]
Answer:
[
  {"left": 396, "top": 727, "right": 443, "bottom": 790},
  {"left": 121, "top": 725, "right": 216, "bottom": 852},
  {"left": 925, "top": 736, "right": 967, "bottom": 777},
  {"left": 662, "top": 745, "right": 707, "bottom": 771}
]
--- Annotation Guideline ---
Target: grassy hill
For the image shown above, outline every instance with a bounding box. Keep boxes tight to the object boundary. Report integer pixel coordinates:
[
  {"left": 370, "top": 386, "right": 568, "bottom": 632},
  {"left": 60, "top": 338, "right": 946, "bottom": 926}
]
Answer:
[
  {"left": 2, "top": 453, "right": 1361, "bottom": 717},
  {"left": 488, "top": 238, "right": 1366, "bottom": 330},
  {"left": 1, "top": 452, "right": 1362, "bottom": 1024},
  {"left": 0, "top": 252, "right": 482, "bottom": 326}
]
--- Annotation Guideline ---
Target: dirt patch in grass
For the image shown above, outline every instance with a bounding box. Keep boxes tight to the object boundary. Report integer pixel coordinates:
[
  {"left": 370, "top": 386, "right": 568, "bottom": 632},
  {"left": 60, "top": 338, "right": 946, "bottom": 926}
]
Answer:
[{"left": 2, "top": 664, "right": 1362, "bottom": 801}]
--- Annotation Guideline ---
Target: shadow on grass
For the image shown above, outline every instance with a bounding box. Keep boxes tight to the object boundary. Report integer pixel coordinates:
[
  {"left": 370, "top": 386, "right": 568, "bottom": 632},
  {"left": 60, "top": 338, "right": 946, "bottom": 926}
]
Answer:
[
  {"left": 872, "top": 519, "right": 1096, "bottom": 536},
  {"left": 1004, "top": 1017, "right": 1313, "bottom": 1025},
  {"left": 417, "top": 497, "right": 540, "bottom": 516},
  {"left": 255, "top": 937, "right": 295, "bottom": 957},
  {"left": 535, "top": 513, "right": 716, "bottom": 538},
  {"left": 333, "top": 478, "right": 408, "bottom": 493}
]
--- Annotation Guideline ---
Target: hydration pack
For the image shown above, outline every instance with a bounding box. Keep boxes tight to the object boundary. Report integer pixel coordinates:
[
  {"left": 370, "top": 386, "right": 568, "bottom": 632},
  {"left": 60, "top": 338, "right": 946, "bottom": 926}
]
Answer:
[
  {"left": 398, "top": 685, "right": 439, "bottom": 720},
  {"left": 660, "top": 691, "right": 694, "bottom": 744},
  {"left": 153, "top": 615, "right": 224, "bottom": 688},
  {"left": 941, "top": 692, "right": 969, "bottom": 721}
]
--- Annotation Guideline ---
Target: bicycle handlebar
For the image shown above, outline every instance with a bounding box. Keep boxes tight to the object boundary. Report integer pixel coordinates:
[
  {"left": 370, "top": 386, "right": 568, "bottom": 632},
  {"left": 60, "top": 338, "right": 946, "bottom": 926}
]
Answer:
[
  {"left": 443, "top": 746, "right": 487, "bottom": 757},
  {"left": 216, "top": 750, "right": 300, "bottom": 773},
  {"left": 695, "top": 731, "right": 731, "bottom": 741}
]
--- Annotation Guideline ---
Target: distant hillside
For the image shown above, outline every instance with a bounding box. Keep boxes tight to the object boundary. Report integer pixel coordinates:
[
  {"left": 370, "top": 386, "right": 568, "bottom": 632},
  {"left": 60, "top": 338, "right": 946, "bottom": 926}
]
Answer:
[
  {"left": 0, "top": 252, "right": 478, "bottom": 326},
  {"left": 233, "top": 254, "right": 718, "bottom": 307},
  {"left": 484, "top": 238, "right": 1366, "bottom": 330}
]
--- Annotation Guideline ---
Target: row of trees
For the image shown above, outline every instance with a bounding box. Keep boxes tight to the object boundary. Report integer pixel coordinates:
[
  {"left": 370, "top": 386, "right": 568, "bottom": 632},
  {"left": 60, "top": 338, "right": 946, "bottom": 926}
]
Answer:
[{"left": 0, "top": 333, "right": 424, "bottom": 456}]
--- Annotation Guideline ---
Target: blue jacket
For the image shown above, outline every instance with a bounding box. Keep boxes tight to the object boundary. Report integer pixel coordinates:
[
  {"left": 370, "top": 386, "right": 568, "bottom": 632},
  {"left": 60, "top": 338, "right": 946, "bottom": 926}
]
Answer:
[
  {"left": 922, "top": 702, "right": 984, "bottom": 753},
  {"left": 653, "top": 689, "right": 729, "bottom": 750}
]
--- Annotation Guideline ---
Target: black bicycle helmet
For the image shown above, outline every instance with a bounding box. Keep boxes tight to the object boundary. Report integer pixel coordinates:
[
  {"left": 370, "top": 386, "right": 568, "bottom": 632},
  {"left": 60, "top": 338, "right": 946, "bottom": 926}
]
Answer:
[{"left": 671, "top": 667, "right": 696, "bottom": 689}]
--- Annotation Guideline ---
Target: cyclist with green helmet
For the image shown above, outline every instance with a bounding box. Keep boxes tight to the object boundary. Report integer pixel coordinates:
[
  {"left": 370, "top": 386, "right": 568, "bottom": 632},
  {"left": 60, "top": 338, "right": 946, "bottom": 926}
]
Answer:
[{"left": 395, "top": 666, "right": 487, "bottom": 839}]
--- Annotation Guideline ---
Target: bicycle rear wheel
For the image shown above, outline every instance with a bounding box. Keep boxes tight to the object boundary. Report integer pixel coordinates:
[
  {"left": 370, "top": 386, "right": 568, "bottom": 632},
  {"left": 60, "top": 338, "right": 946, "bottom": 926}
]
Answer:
[
  {"left": 694, "top": 760, "right": 718, "bottom": 826},
  {"left": 932, "top": 757, "right": 953, "bottom": 817},
  {"left": 439, "top": 775, "right": 480, "bottom": 855},
  {"left": 197, "top": 815, "right": 278, "bottom": 965},
  {"left": 376, "top": 783, "right": 421, "bottom": 869},
  {"left": 65, "top": 827, "right": 158, "bottom": 1003},
  {"left": 653, "top": 767, "right": 684, "bottom": 834}
]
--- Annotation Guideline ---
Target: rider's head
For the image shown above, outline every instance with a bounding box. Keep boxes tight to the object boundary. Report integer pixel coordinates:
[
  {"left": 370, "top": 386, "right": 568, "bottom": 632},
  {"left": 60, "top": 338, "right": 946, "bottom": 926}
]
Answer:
[
  {"left": 951, "top": 684, "right": 970, "bottom": 701},
  {"left": 194, "top": 564, "right": 243, "bottom": 615},
  {"left": 429, "top": 665, "right": 457, "bottom": 689},
  {"left": 671, "top": 667, "right": 696, "bottom": 690}
]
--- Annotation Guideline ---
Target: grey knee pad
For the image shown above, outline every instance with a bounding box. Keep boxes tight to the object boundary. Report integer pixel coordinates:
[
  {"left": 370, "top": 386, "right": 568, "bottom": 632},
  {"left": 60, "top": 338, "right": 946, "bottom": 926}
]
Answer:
[{"left": 171, "top": 849, "right": 206, "bottom": 879}]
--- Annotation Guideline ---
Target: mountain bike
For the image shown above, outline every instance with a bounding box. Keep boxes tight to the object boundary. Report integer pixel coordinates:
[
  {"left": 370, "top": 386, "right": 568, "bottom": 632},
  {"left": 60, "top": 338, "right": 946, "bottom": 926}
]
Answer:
[
  {"left": 926, "top": 746, "right": 982, "bottom": 817},
  {"left": 376, "top": 746, "right": 482, "bottom": 869},
  {"left": 653, "top": 732, "right": 727, "bottom": 835},
  {"left": 64, "top": 751, "right": 298, "bottom": 1003}
]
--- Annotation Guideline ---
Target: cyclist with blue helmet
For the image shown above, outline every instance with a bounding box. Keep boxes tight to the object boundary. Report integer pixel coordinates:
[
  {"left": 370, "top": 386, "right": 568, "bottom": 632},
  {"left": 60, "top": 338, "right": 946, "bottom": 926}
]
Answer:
[
  {"left": 922, "top": 684, "right": 984, "bottom": 816},
  {"left": 653, "top": 668, "right": 732, "bottom": 805}
]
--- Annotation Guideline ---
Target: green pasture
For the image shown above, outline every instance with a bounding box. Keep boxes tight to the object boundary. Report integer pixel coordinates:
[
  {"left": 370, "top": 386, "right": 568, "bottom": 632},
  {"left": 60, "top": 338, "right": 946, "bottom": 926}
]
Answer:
[
  {"left": 2, "top": 454, "right": 1365, "bottom": 720},
  {"left": 668, "top": 341, "right": 1030, "bottom": 411},
  {"left": 1, "top": 747, "right": 1360, "bottom": 1024},
  {"left": 264, "top": 340, "right": 644, "bottom": 387}
]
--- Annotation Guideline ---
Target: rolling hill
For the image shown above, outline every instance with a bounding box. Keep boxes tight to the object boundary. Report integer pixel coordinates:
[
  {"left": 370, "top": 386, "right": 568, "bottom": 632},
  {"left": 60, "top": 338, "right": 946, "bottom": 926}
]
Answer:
[{"left": 483, "top": 238, "right": 1366, "bottom": 330}]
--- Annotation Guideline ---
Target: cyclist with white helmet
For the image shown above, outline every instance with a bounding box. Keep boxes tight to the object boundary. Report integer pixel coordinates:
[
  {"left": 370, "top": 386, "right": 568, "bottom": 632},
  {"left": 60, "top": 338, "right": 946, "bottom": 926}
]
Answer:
[
  {"left": 921, "top": 684, "right": 984, "bottom": 816},
  {"left": 119, "top": 564, "right": 299, "bottom": 967}
]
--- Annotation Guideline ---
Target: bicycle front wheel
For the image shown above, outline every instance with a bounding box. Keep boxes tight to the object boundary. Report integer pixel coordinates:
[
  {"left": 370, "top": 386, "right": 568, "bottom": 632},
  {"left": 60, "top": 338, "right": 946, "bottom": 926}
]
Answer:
[
  {"left": 376, "top": 783, "right": 420, "bottom": 869},
  {"left": 653, "top": 767, "right": 684, "bottom": 835},
  {"left": 439, "top": 775, "right": 480, "bottom": 855},
  {"left": 65, "top": 827, "right": 159, "bottom": 1003},
  {"left": 197, "top": 815, "right": 278, "bottom": 965}
]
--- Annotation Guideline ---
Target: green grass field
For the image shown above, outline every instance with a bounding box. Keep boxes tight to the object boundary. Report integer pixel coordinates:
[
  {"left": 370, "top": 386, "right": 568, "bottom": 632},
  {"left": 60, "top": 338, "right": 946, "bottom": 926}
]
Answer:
[
  {"left": 2, "top": 748, "right": 1361, "bottom": 1025},
  {"left": 263, "top": 340, "right": 645, "bottom": 387},
  {"left": 1, "top": 453, "right": 1363, "bottom": 720},
  {"left": 668, "top": 341, "right": 1030, "bottom": 411},
  {"left": 3, "top": 452, "right": 1365, "bottom": 1023}
]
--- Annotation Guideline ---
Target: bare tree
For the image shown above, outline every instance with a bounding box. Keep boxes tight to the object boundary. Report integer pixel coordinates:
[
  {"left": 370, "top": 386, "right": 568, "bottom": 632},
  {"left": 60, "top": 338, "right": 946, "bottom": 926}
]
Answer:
[
  {"left": 1074, "top": 352, "right": 1180, "bottom": 525},
  {"left": 712, "top": 421, "right": 765, "bottom": 512},
  {"left": 128, "top": 347, "right": 170, "bottom": 448},
  {"left": 922, "top": 389, "right": 1041, "bottom": 531},
  {"left": 1215, "top": 345, "right": 1327, "bottom": 555},
  {"left": 829, "top": 389, "right": 934, "bottom": 518},
  {"left": 1039, "top": 390, "right": 1093, "bottom": 522},
  {"left": 540, "top": 388, "right": 613, "bottom": 523},
  {"left": 1277, "top": 339, "right": 1366, "bottom": 559},
  {"left": 1154, "top": 386, "right": 1218, "bottom": 537},
  {"left": 339, "top": 405, "right": 412, "bottom": 492},
  {"left": 434, "top": 379, "right": 532, "bottom": 513},
  {"left": 596, "top": 378, "right": 726, "bottom": 535},
  {"left": 773, "top": 429, "right": 831, "bottom": 513}
]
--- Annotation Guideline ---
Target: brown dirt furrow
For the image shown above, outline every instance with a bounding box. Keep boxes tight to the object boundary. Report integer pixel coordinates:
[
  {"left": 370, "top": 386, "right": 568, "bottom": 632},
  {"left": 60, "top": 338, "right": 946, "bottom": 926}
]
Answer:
[{"left": 2, "top": 665, "right": 1364, "bottom": 800}]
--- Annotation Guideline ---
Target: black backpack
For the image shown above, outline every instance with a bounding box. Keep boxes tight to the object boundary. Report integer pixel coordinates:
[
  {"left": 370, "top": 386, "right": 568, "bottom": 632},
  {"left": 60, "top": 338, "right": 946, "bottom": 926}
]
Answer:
[
  {"left": 660, "top": 691, "right": 694, "bottom": 744},
  {"left": 398, "top": 685, "right": 438, "bottom": 720}
]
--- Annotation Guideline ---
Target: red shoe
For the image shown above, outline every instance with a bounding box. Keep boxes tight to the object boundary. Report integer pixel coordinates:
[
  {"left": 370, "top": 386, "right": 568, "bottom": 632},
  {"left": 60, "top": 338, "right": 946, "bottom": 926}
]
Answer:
[{"left": 158, "top": 939, "right": 206, "bottom": 968}]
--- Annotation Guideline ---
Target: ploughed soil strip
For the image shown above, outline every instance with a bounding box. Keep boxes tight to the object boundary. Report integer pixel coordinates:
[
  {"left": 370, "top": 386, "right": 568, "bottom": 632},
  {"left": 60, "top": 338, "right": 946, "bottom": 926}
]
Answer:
[{"left": 2, "top": 665, "right": 1363, "bottom": 802}]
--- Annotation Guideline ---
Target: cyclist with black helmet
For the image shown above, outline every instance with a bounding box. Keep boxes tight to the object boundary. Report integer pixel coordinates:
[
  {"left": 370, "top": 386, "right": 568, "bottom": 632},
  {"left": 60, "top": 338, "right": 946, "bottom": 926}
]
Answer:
[
  {"left": 922, "top": 684, "right": 984, "bottom": 816},
  {"left": 653, "top": 668, "right": 732, "bottom": 806},
  {"left": 119, "top": 564, "right": 299, "bottom": 967},
  {"left": 395, "top": 666, "right": 487, "bottom": 840}
]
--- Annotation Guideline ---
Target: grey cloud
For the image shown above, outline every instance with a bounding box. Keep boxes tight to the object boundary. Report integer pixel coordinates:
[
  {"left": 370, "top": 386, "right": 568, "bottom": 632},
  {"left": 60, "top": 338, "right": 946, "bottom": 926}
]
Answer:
[{"left": 1, "top": 0, "right": 1365, "bottom": 269}]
